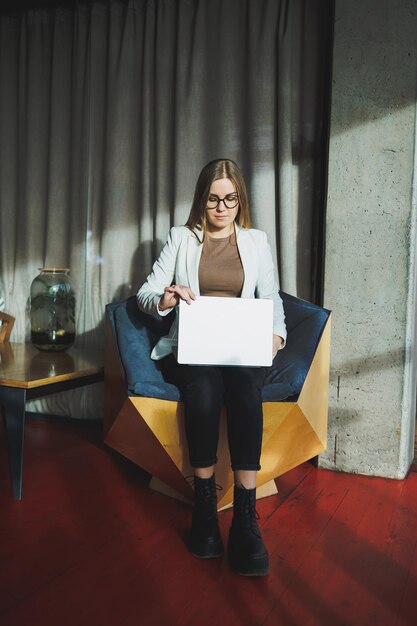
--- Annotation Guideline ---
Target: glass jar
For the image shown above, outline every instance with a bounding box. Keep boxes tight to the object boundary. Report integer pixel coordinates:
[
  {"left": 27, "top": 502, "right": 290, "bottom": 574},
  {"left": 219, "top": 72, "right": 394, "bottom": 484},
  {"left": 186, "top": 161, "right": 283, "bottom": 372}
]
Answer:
[{"left": 30, "top": 268, "right": 76, "bottom": 352}]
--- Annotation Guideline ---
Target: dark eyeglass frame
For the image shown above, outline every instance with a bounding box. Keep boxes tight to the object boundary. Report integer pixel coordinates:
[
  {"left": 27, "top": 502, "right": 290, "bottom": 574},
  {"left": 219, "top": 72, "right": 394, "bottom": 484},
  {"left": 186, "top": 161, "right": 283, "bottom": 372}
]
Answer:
[{"left": 206, "top": 193, "right": 239, "bottom": 210}]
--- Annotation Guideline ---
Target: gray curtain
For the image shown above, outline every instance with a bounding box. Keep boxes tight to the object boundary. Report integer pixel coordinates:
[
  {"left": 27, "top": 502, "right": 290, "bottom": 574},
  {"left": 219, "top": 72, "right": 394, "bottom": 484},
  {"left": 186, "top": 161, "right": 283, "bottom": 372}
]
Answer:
[{"left": 0, "top": 0, "right": 332, "bottom": 419}]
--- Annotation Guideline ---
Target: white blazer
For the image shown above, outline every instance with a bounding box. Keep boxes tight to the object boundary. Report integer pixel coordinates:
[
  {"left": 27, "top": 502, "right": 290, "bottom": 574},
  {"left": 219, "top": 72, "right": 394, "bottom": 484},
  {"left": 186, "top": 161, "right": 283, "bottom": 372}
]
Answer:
[{"left": 136, "top": 224, "right": 287, "bottom": 360}]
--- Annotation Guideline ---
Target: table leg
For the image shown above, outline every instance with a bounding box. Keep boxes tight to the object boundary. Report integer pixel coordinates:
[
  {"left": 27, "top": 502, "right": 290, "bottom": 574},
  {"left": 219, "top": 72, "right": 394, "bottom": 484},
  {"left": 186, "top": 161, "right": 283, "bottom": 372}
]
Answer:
[{"left": 0, "top": 387, "right": 26, "bottom": 499}]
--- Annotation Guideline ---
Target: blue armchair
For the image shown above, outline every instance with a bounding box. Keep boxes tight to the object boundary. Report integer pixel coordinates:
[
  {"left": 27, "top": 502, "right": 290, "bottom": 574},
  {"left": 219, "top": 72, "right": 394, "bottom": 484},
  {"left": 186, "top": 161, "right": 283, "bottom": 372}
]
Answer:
[{"left": 104, "top": 292, "right": 331, "bottom": 509}]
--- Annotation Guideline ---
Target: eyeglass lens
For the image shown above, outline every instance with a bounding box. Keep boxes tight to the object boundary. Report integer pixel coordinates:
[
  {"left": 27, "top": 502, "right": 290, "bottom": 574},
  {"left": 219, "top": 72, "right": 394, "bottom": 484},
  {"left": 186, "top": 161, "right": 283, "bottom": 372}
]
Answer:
[{"left": 206, "top": 194, "right": 239, "bottom": 209}]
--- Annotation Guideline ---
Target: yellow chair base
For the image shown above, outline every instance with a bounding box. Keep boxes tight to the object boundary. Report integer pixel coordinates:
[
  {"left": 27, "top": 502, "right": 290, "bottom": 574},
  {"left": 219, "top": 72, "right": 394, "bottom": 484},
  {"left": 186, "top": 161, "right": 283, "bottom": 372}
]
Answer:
[{"left": 104, "top": 315, "right": 331, "bottom": 510}]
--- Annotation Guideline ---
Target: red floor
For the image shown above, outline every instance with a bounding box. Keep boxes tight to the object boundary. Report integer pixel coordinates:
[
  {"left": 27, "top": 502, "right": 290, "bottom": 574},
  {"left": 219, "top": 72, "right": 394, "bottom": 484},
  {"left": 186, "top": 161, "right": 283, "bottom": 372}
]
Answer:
[{"left": 0, "top": 417, "right": 416, "bottom": 626}]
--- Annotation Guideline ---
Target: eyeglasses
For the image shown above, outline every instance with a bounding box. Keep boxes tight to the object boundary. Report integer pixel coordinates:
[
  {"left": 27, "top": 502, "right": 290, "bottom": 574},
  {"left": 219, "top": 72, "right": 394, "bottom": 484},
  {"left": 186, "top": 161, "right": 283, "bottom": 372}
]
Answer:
[{"left": 206, "top": 193, "right": 239, "bottom": 210}]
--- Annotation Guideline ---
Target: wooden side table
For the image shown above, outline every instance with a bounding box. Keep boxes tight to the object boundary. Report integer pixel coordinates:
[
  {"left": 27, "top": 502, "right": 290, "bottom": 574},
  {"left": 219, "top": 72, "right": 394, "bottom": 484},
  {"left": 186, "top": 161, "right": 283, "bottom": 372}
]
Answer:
[{"left": 0, "top": 342, "right": 104, "bottom": 499}]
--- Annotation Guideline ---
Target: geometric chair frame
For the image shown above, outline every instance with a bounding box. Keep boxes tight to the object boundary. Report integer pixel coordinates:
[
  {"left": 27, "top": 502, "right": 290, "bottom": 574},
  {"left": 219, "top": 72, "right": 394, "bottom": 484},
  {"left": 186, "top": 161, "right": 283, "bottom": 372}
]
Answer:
[
  {"left": 0, "top": 311, "right": 15, "bottom": 343},
  {"left": 104, "top": 296, "right": 331, "bottom": 511}
]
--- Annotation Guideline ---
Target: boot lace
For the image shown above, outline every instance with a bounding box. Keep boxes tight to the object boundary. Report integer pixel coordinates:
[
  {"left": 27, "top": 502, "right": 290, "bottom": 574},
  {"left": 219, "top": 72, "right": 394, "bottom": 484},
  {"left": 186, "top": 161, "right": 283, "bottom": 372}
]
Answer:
[
  {"left": 185, "top": 475, "right": 223, "bottom": 493},
  {"left": 186, "top": 476, "right": 222, "bottom": 530},
  {"left": 236, "top": 486, "right": 261, "bottom": 535}
]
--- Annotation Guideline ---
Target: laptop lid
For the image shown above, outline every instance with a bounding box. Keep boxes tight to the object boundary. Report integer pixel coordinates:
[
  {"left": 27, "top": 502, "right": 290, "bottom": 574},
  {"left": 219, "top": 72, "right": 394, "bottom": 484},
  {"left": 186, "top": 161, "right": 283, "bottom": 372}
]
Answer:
[{"left": 177, "top": 296, "right": 273, "bottom": 367}]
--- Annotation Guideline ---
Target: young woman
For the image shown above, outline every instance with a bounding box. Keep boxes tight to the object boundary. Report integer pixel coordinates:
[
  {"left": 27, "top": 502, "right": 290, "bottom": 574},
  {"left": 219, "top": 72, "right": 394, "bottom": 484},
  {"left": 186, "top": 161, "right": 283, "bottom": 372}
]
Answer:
[{"left": 137, "top": 159, "right": 286, "bottom": 576}]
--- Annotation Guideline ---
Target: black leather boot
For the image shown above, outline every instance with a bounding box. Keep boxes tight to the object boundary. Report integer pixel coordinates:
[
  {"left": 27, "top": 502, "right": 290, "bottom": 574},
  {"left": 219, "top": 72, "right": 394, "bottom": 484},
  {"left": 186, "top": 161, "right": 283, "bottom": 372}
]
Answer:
[
  {"left": 228, "top": 485, "right": 269, "bottom": 576},
  {"left": 189, "top": 475, "right": 224, "bottom": 559}
]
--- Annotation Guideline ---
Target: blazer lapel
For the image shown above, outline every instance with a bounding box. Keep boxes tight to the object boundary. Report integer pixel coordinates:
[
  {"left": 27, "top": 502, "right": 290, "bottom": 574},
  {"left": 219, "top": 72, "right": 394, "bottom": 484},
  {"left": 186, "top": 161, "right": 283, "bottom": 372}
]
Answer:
[
  {"left": 235, "top": 225, "right": 254, "bottom": 298},
  {"left": 186, "top": 230, "right": 203, "bottom": 296}
]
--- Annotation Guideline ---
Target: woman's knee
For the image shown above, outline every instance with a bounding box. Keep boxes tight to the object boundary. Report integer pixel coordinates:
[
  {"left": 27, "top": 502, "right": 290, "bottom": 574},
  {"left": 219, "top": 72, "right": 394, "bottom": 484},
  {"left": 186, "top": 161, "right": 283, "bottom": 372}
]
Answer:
[
  {"left": 184, "top": 368, "right": 224, "bottom": 406},
  {"left": 224, "top": 367, "right": 266, "bottom": 395}
]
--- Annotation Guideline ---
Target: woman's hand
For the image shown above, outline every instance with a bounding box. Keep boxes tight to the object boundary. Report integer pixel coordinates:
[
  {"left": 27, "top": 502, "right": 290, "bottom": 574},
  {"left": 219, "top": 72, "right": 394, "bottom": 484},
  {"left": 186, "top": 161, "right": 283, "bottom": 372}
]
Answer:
[
  {"left": 158, "top": 284, "right": 196, "bottom": 311},
  {"left": 272, "top": 334, "right": 284, "bottom": 359}
]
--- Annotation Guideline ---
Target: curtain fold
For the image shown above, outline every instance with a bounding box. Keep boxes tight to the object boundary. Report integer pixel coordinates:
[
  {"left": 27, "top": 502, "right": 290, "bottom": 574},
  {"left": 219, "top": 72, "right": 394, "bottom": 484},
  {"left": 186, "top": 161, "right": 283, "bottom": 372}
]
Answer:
[{"left": 0, "top": 0, "right": 333, "bottom": 419}]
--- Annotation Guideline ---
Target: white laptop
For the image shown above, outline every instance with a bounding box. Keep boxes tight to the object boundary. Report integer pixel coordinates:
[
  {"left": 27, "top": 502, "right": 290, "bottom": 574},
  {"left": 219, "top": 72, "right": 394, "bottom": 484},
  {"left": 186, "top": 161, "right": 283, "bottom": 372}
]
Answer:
[{"left": 177, "top": 296, "right": 273, "bottom": 367}]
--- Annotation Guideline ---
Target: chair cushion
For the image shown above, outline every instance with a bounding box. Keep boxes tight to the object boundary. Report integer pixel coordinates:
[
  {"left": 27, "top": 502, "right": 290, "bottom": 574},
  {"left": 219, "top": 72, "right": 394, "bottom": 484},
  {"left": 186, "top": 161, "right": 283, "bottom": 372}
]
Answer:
[
  {"left": 108, "top": 298, "right": 181, "bottom": 402},
  {"left": 107, "top": 292, "right": 330, "bottom": 403},
  {"left": 263, "top": 293, "right": 330, "bottom": 401}
]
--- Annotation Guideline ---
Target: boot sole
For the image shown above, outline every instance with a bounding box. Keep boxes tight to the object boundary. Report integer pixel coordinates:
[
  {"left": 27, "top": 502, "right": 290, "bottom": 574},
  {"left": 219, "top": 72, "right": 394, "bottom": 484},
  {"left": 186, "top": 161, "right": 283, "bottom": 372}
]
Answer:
[
  {"left": 188, "top": 538, "right": 224, "bottom": 559},
  {"left": 190, "top": 548, "right": 224, "bottom": 559},
  {"left": 229, "top": 555, "right": 269, "bottom": 576}
]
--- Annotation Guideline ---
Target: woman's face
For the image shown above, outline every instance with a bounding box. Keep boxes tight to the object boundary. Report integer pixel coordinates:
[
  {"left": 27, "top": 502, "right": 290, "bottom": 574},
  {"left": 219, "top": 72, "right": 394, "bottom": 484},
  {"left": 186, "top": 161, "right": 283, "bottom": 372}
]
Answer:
[{"left": 205, "top": 177, "right": 239, "bottom": 237}]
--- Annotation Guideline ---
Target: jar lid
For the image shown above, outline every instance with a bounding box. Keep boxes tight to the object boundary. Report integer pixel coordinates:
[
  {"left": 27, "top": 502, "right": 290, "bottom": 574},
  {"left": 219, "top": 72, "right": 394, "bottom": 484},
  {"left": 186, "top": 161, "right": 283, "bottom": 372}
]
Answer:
[{"left": 39, "top": 268, "right": 70, "bottom": 272}]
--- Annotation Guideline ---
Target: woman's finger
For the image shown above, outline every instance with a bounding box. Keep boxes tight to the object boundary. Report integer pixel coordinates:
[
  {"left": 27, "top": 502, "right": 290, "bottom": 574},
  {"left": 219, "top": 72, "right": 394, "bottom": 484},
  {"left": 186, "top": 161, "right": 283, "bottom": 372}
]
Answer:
[
  {"left": 167, "top": 284, "right": 195, "bottom": 304},
  {"left": 175, "top": 285, "right": 192, "bottom": 304}
]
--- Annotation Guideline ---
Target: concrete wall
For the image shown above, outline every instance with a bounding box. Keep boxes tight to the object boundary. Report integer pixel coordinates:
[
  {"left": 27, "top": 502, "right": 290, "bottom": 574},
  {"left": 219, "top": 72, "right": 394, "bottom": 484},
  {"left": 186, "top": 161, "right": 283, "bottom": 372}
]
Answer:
[{"left": 321, "top": 0, "right": 417, "bottom": 477}]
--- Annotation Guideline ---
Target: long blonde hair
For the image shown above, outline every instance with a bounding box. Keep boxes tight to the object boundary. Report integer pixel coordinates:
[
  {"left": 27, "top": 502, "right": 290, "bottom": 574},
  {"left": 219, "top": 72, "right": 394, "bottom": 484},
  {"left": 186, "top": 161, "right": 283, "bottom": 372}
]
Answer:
[{"left": 185, "top": 159, "right": 252, "bottom": 237}]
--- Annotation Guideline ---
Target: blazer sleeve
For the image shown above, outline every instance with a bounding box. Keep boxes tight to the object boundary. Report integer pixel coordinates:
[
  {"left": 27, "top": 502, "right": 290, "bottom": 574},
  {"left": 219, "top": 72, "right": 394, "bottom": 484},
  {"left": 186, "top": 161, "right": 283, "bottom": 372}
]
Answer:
[
  {"left": 255, "top": 231, "right": 287, "bottom": 347},
  {"left": 136, "top": 227, "right": 180, "bottom": 317}
]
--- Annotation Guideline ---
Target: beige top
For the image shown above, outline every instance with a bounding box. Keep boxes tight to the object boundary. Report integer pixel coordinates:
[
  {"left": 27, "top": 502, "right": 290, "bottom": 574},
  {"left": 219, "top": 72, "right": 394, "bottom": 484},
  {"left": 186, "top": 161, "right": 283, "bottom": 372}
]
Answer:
[{"left": 198, "top": 230, "right": 244, "bottom": 297}]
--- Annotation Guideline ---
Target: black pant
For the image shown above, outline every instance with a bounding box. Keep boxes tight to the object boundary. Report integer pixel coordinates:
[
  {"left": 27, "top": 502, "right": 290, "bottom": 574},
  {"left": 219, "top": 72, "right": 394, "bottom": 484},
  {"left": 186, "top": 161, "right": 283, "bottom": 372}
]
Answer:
[{"left": 160, "top": 354, "right": 268, "bottom": 471}]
